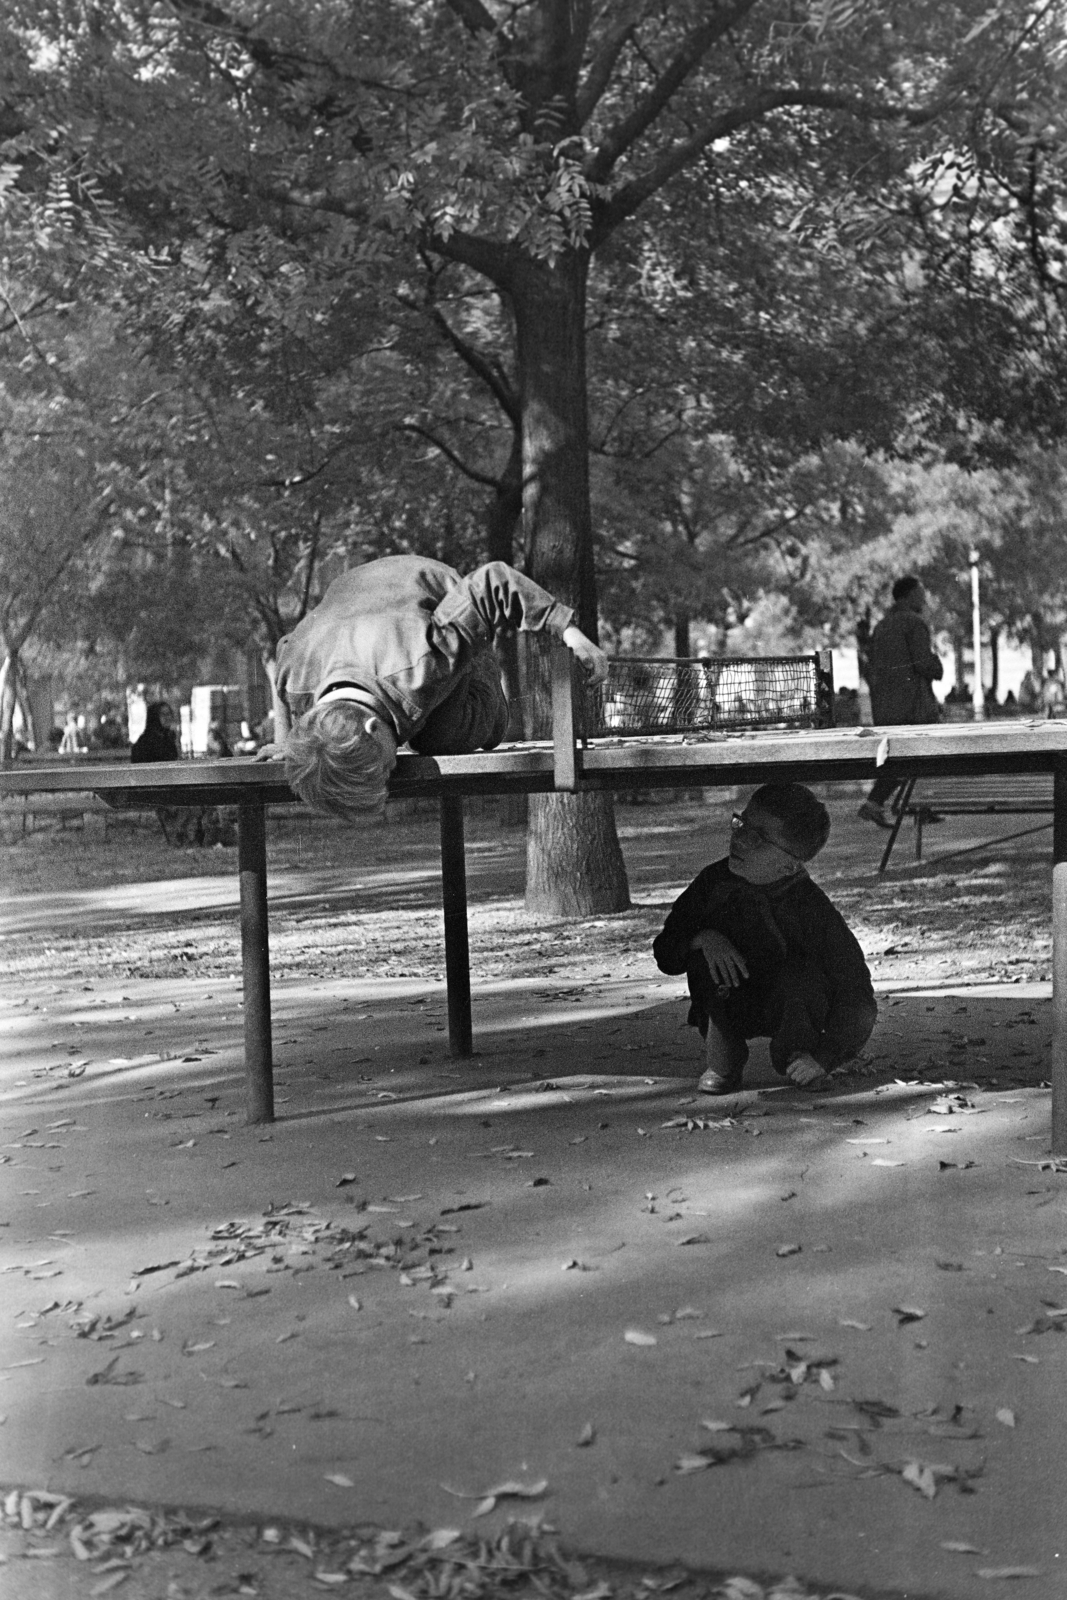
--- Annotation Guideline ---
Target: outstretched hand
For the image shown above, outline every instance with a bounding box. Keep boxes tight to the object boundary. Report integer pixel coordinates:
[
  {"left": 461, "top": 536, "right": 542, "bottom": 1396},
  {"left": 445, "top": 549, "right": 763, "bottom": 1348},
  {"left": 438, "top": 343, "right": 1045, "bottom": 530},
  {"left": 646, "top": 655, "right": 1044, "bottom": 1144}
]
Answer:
[
  {"left": 690, "top": 928, "right": 749, "bottom": 988},
  {"left": 562, "top": 625, "right": 609, "bottom": 686},
  {"left": 253, "top": 742, "right": 286, "bottom": 762}
]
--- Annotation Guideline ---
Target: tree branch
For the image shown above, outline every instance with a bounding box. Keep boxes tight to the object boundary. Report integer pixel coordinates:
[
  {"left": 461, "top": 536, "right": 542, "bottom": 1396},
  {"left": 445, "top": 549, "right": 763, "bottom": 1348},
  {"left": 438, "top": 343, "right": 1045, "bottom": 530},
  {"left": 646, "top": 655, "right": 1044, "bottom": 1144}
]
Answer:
[
  {"left": 593, "top": 87, "right": 942, "bottom": 242},
  {"left": 397, "top": 423, "right": 502, "bottom": 488},
  {"left": 576, "top": 1, "right": 647, "bottom": 124},
  {"left": 253, "top": 181, "right": 515, "bottom": 285},
  {"left": 586, "top": 0, "right": 762, "bottom": 183},
  {"left": 444, "top": 0, "right": 498, "bottom": 35},
  {"left": 399, "top": 287, "right": 519, "bottom": 424}
]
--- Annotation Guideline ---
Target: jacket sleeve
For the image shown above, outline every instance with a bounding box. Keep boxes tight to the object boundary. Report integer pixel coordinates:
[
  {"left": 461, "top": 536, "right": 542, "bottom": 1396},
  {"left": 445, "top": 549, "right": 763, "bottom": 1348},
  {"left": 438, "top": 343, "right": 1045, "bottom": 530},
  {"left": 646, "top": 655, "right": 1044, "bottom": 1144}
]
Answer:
[
  {"left": 430, "top": 562, "right": 574, "bottom": 645},
  {"left": 653, "top": 867, "right": 719, "bottom": 974},
  {"left": 905, "top": 615, "right": 944, "bottom": 683}
]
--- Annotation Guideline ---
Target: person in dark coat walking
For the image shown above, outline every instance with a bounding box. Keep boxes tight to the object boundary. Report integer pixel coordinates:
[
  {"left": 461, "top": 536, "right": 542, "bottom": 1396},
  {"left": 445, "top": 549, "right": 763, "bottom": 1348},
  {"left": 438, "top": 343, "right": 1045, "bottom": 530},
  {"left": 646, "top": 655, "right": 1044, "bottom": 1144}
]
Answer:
[{"left": 858, "top": 577, "right": 944, "bottom": 827}]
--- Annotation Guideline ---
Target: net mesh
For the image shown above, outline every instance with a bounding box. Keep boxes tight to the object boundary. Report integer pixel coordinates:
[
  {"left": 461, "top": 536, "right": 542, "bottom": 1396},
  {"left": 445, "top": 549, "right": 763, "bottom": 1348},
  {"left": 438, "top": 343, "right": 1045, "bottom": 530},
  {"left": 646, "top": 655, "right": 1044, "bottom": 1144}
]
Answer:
[{"left": 582, "top": 655, "right": 833, "bottom": 738}]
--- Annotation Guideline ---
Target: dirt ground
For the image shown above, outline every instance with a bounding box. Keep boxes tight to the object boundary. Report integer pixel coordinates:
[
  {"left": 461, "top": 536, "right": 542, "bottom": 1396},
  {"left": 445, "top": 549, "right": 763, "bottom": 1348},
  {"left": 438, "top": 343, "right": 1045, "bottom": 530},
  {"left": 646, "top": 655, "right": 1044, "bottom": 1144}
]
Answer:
[{"left": 1, "top": 789, "right": 1065, "bottom": 1600}]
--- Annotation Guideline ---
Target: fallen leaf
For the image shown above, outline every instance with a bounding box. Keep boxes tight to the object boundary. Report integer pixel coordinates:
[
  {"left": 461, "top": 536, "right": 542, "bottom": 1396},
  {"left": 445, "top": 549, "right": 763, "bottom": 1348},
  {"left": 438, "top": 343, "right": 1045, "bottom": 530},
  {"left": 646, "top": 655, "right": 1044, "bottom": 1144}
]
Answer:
[
  {"left": 995, "top": 1407, "right": 1016, "bottom": 1428},
  {"left": 347, "top": 1295, "right": 362, "bottom": 1312},
  {"left": 676, "top": 1234, "right": 710, "bottom": 1247},
  {"left": 674, "top": 1453, "right": 711, "bottom": 1474},
  {"left": 624, "top": 1329, "right": 658, "bottom": 1347},
  {"left": 324, "top": 1474, "right": 354, "bottom": 1488},
  {"left": 941, "top": 1541, "right": 986, "bottom": 1554},
  {"left": 871, "top": 1158, "right": 906, "bottom": 1167},
  {"left": 902, "top": 1460, "right": 938, "bottom": 1499},
  {"left": 576, "top": 1422, "right": 596, "bottom": 1447},
  {"left": 335, "top": 1174, "right": 358, "bottom": 1187},
  {"left": 893, "top": 1306, "right": 927, "bottom": 1325},
  {"left": 838, "top": 1319, "right": 872, "bottom": 1331},
  {"left": 441, "top": 1478, "right": 548, "bottom": 1517},
  {"left": 975, "top": 1568, "right": 1044, "bottom": 1581},
  {"left": 776, "top": 1244, "right": 802, "bottom": 1258}
]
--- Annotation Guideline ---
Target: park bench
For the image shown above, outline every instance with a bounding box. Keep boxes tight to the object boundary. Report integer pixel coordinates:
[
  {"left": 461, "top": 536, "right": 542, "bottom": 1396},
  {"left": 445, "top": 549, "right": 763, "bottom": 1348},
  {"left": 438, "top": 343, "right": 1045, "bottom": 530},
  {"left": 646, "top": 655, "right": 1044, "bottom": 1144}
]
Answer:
[
  {"left": 4, "top": 653, "right": 1067, "bottom": 1152},
  {"left": 877, "top": 771, "right": 1055, "bottom": 873}
]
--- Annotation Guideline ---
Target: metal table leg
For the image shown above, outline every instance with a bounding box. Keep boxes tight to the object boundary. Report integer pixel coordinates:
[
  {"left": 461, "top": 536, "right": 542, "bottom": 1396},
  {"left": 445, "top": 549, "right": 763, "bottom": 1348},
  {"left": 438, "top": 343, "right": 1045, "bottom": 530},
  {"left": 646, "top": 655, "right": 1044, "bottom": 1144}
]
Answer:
[
  {"left": 238, "top": 798, "right": 274, "bottom": 1124},
  {"left": 440, "top": 793, "right": 473, "bottom": 1057},
  {"left": 1053, "top": 763, "right": 1067, "bottom": 1156}
]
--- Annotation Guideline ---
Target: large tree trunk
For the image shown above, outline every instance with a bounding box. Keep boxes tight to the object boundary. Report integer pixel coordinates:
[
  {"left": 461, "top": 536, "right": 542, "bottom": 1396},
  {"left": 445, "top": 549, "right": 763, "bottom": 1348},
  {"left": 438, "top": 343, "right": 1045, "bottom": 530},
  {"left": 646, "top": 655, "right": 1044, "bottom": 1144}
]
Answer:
[{"left": 511, "top": 250, "right": 629, "bottom": 917}]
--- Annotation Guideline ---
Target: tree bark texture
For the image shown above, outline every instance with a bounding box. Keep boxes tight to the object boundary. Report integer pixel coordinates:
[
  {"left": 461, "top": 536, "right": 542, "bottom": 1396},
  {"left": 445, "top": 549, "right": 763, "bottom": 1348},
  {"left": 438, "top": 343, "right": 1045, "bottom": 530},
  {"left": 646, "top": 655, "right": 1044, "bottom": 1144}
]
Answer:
[
  {"left": 0, "top": 650, "right": 19, "bottom": 765},
  {"left": 511, "top": 250, "right": 629, "bottom": 916}
]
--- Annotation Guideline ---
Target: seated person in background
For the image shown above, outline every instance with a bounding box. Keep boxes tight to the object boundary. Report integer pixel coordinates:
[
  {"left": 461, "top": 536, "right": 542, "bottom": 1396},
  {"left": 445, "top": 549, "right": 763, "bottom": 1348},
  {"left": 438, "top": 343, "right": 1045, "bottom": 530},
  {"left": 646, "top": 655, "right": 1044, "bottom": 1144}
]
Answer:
[
  {"left": 131, "top": 701, "right": 180, "bottom": 763},
  {"left": 131, "top": 700, "right": 202, "bottom": 847},
  {"left": 270, "top": 554, "right": 607, "bottom": 820},
  {"left": 653, "top": 783, "right": 876, "bottom": 1095}
]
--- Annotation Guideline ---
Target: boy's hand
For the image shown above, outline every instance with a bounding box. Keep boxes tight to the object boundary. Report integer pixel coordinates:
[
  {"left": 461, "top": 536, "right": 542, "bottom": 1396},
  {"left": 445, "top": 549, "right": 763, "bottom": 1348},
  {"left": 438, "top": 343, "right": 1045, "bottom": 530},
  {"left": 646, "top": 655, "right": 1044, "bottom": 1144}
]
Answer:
[
  {"left": 690, "top": 929, "right": 748, "bottom": 988},
  {"left": 253, "top": 742, "right": 286, "bottom": 761},
  {"left": 562, "top": 625, "right": 609, "bottom": 686}
]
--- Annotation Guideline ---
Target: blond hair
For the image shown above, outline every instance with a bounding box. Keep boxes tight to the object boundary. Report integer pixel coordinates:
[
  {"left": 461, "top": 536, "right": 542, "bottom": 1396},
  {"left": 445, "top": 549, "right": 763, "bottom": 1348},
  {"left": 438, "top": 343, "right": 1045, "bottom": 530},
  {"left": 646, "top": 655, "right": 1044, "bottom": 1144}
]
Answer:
[{"left": 284, "top": 701, "right": 394, "bottom": 821}]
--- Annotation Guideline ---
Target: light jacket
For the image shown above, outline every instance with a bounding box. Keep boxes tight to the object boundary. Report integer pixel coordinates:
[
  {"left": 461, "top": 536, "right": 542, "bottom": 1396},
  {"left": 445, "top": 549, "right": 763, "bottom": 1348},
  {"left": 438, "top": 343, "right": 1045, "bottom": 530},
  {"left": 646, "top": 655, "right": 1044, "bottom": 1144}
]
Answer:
[
  {"left": 275, "top": 556, "right": 574, "bottom": 743},
  {"left": 868, "top": 604, "right": 943, "bottom": 724}
]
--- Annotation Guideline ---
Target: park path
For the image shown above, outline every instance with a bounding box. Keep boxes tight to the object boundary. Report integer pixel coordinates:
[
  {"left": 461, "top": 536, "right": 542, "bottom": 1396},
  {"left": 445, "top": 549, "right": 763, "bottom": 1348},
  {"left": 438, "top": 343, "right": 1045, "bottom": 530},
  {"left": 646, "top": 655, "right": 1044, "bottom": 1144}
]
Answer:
[{"left": 1, "top": 797, "right": 1064, "bottom": 1598}]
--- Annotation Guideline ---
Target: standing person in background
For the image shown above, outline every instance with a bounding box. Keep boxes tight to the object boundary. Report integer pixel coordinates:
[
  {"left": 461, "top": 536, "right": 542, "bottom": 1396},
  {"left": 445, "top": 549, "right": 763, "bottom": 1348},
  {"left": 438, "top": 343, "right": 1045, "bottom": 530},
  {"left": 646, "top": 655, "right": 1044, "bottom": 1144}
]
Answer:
[{"left": 858, "top": 577, "right": 944, "bottom": 829}]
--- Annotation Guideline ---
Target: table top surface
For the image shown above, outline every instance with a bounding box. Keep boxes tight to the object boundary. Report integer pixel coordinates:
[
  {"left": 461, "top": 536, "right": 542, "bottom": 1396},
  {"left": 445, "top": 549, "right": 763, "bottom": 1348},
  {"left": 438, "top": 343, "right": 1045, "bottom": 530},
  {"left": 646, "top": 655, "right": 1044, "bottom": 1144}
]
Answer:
[{"left": 5, "top": 719, "right": 1067, "bottom": 800}]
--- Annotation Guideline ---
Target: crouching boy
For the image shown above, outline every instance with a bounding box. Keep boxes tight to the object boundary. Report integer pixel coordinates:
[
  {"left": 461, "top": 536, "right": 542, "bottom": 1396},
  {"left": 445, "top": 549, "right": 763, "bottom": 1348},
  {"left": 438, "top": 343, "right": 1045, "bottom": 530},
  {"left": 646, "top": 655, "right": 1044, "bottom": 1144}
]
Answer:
[{"left": 653, "top": 784, "right": 876, "bottom": 1094}]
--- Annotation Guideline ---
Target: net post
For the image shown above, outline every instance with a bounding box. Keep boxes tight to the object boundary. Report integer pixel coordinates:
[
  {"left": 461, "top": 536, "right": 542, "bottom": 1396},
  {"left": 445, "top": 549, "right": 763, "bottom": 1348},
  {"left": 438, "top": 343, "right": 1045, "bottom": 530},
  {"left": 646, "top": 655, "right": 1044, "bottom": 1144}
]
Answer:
[
  {"left": 815, "top": 651, "right": 835, "bottom": 727},
  {"left": 552, "top": 640, "right": 580, "bottom": 792}
]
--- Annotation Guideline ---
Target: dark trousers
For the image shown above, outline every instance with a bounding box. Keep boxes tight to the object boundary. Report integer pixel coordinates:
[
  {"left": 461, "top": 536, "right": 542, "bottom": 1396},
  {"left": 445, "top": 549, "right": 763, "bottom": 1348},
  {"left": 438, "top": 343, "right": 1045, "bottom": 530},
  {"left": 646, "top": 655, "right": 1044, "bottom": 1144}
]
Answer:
[
  {"left": 687, "top": 954, "right": 877, "bottom": 1075},
  {"left": 867, "top": 773, "right": 902, "bottom": 806},
  {"left": 408, "top": 649, "right": 509, "bottom": 756}
]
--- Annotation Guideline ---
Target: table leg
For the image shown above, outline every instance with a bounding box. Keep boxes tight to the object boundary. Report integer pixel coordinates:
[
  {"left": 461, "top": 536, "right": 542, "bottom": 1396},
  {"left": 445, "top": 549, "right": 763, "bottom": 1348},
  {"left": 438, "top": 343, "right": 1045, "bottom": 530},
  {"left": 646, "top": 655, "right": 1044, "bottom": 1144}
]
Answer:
[
  {"left": 1053, "top": 765, "right": 1067, "bottom": 1156},
  {"left": 238, "top": 798, "right": 274, "bottom": 1124},
  {"left": 440, "top": 793, "right": 473, "bottom": 1057}
]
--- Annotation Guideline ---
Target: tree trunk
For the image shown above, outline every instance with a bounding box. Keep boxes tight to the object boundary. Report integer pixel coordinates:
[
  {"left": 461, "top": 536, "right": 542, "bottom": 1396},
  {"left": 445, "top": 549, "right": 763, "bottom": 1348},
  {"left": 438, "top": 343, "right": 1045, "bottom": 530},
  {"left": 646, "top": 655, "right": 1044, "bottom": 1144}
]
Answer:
[
  {"left": 0, "top": 648, "right": 19, "bottom": 765},
  {"left": 674, "top": 608, "right": 691, "bottom": 658},
  {"left": 511, "top": 250, "right": 629, "bottom": 917}
]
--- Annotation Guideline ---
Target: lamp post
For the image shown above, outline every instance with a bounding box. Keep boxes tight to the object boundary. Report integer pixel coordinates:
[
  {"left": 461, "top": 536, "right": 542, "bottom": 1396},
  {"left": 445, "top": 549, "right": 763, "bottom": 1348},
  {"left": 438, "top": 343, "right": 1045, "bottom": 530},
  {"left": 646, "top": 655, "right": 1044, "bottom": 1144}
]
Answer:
[{"left": 970, "top": 549, "right": 985, "bottom": 721}]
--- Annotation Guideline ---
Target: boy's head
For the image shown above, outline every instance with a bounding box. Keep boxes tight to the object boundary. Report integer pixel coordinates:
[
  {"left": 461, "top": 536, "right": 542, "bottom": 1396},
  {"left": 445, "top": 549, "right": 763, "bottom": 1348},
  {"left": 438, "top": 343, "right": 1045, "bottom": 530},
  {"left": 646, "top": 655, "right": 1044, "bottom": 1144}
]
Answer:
[
  {"left": 728, "top": 783, "right": 830, "bottom": 884},
  {"left": 284, "top": 699, "right": 398, "bottom": 822}
]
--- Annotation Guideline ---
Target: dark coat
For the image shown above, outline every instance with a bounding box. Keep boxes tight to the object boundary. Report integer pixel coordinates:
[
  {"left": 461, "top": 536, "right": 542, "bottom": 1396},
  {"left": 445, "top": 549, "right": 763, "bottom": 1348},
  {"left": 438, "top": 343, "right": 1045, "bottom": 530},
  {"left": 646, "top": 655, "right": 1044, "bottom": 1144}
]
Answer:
[
  {"left": 653, "top": 858, "right": 875, "bottom": 1061},
  {"left": 131, "top": 704, "right": 180, "bottom": 764},
  {"left": 868, "top": 604, "right": 943, "bottom": 724}
]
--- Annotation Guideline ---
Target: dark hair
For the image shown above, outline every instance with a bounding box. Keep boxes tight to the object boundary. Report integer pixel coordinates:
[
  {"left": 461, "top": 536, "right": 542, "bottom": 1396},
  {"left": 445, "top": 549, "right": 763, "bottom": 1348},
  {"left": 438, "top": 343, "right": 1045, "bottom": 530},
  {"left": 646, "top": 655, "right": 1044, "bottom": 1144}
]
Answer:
[
  {"left": 892, "top": 575, "right": 922, "bottom": 603},
  {"left": 144, "top": 701, "right": 173, "bottom": 731},
  {"left": 749, "top": 783, "right": 830, "bottom": 861}
]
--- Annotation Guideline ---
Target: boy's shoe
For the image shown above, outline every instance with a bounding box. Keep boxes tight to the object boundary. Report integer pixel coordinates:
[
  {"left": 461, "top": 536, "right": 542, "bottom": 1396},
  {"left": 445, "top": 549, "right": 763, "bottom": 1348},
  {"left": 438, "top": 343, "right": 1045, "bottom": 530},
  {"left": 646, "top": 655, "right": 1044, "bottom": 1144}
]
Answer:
[
  {"left": 698, "top": 1062, "right": 745, "bottom": 1095},
  {"left": 857, "top": 800, "right": 893, "bottom": 828},
  {"left": 785, "top": 1052, "right": 829, "bottom": 1089}
]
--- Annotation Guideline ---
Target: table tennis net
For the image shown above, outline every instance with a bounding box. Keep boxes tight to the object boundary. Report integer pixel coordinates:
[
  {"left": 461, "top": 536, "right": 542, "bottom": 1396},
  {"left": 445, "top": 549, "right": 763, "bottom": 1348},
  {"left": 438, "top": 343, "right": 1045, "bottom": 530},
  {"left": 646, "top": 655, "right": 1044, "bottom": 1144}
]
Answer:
[{"left": 580, "top": 653, "right": 834, "bottom": 737}]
